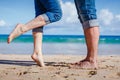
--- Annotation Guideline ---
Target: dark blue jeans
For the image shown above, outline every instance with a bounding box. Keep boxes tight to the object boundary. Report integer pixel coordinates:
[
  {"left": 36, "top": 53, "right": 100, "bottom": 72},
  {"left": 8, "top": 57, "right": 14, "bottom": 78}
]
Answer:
[
  {"left": 74, "top": 0, "right": 99, "bottom": 29},
  {"left": 33, "top": 0, "right": 62, "bottom": 32}
]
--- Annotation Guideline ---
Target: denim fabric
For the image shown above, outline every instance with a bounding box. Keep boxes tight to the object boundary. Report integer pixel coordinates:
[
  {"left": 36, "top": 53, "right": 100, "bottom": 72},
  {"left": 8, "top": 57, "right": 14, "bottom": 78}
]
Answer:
[
  {"left": 74, "top": 0, "right": 99, "bottom": 29},
  {"left": 33, "top": 0, "right": 62, "bottom": 32}
]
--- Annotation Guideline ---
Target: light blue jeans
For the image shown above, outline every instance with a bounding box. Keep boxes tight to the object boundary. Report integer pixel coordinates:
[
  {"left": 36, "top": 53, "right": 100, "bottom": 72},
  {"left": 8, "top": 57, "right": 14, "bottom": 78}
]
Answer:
[
  {"left": 74, "top": 0, "right": 99, "bottom": 29},
  {"left": 33, "top": 0, "right": 62, "bottom": 32}
]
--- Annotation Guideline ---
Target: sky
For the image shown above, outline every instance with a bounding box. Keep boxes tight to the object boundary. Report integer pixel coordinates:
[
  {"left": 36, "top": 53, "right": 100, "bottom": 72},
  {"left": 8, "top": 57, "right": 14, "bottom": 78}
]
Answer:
[{"left": 0, "top": 0, "right": 120, "bottom": 35}]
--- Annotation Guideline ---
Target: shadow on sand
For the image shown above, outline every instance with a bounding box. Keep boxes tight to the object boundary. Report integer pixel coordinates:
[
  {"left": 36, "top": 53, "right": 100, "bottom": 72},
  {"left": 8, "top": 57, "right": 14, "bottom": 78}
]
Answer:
[{"left": 0, "top": 60, "right": 70, "bottom": 67}]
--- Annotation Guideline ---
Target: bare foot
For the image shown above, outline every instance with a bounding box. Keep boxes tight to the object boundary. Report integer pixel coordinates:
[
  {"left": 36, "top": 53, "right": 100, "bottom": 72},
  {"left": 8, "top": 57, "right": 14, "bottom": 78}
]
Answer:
[
  {"left": 31, "top": 54, "right": 40, "bottom": 66},
  {"left": 31, "top": 54, "right": 45, "bottom": 67},
  {"left": 70, "top": 60, "right": 98, "bottom": 69},
  {"left": 7, "top": 23, "right": 26, "bottom": 44}
]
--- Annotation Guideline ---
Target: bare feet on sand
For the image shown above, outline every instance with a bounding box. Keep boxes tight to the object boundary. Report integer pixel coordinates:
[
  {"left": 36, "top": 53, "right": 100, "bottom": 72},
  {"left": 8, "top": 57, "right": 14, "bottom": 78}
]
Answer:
[
  {"left": 31, "top": 53, "right": 45, "bottom": 67},
  {"left": 7, "top": 24, "right": 26, "bottom": 44},
  {"left": 70, "top": 59, "right": 98, "bottom": 69}
]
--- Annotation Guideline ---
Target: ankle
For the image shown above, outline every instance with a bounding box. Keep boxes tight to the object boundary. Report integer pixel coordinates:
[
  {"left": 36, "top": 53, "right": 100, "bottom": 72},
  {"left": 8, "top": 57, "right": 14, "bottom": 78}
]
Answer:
[
  {"left": 85, "top": 57, "right": 97, "bottom": 63},
  {"left": 21, "top": 24, "right": 27, "bottom": 32},
  {"left": 33, "top": 50, "right": 41, "bottom": 53},
  {"left": 16, "top": 23, "right": 27, "bottom": 32}
]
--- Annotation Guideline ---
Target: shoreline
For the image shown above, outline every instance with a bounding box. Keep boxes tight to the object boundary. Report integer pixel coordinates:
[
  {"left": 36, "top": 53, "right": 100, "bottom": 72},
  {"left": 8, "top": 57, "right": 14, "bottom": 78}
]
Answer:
[
  {"left": 0, "top": 42, "right": 120, "bottom": 55},
  {"left": 0, "top": 54, "right": 120, "bottom": 80}
]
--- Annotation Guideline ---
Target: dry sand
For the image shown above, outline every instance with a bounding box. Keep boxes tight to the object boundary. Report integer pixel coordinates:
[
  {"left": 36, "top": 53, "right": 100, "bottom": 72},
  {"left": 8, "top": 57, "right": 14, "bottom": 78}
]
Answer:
[{"left": 0, "top": 54, "right": 120, "bottom": 80}]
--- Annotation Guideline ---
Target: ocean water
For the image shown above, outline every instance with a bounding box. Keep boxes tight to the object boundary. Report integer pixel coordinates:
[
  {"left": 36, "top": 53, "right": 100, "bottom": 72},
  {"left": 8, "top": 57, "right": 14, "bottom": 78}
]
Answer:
[
  {"left": 1, "top": 35, "right": 120, "bottom": 44},
  {"left": 0, "top": 35, "right": 120, "bottom": 55}
]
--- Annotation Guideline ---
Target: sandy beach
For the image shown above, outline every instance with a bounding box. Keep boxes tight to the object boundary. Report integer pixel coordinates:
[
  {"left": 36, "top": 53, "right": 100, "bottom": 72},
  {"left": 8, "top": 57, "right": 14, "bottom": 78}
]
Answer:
[{"left": 0, "top": 54, "right": 120, "bottom": 80}]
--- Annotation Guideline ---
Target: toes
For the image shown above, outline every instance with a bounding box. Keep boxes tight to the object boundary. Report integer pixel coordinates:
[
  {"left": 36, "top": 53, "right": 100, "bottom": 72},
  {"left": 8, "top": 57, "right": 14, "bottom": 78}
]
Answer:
[
  {"left": 7, "top": 37, "right": 11, "bottom": 44},
  {"left": 69, "top": 64, "right": 83, "bottom": 69},
  {"left": 71, "top": 61, "right": 81, "bottom": 65},
  {"left": 70, "top": 61, "right": 97, "bottom": 69},
  {"left": 7, "top": 38, "right": 10, "bottom": 44}
]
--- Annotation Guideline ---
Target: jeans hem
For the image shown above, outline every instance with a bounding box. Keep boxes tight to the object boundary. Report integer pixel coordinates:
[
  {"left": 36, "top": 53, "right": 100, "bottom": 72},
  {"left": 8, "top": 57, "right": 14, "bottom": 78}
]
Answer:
[{"left": 82, "top": 19, "right": 99, "bottom": 29}]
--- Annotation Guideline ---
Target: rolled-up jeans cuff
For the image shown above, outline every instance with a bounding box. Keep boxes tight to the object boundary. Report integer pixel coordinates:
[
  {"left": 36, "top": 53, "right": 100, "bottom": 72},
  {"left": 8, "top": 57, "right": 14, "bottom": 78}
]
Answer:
[
  {"left": 32, "top": 14, "right": 50, "bottom": 32},
  {"left": 82, "top": 19, "right": 99, "bottom": 29},
  {"left": 41, "top": 14, "right": 51, "bottom": 24},
  {"left": 32, "top": 27, "right": 43, "bottom": 32}
]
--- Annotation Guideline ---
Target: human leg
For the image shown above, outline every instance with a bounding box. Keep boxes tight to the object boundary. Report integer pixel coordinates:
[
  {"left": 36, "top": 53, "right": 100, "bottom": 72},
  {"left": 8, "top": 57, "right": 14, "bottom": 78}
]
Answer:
[
  {"left": 7, "top": 0, "right": 62, "bottom": 44},
  {"left": 81, "top": 27, "right": 99, "bottom": 69},
  {"left": 72, "top": 0, "right": 99, "bottom": 69},
  {"left": 7, "top": 15, "right": 46, "bottom": 44},
  {"left": 31, "top": 31, "right": 45, "bottom": 67}
]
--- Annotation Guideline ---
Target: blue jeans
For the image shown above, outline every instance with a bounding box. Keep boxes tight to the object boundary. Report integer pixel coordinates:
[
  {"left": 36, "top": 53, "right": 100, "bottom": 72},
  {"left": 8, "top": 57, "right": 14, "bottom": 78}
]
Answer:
[
  {"left": 33, "top": 0, "right": 62, "bottom": 32},
  {"left": 74, "top": 0, "right": 99, "bottom": 29}
]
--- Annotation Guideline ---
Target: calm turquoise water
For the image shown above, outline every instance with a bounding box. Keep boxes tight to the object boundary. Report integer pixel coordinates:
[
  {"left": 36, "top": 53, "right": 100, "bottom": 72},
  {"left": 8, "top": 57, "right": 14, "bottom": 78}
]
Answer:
[
  {"left": 0, "top": 35, "right": 120, "bottom": 55},
  {"left": 0, "top": 35, "right": 120, "bottom": 44}
]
